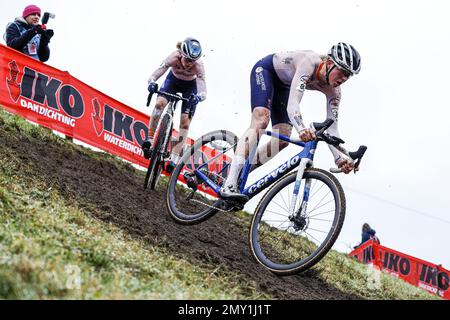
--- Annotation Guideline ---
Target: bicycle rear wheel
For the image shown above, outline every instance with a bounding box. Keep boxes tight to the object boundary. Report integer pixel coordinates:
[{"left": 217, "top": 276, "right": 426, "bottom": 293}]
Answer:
[
  {"left": 166, "top": 130, "right": 237, "bottom": 225},
  {"left": 249, "top": 168, "right": 346, "bottom": 275},
  {"left": 144, "top": 114, "right": 172, "bottom": 190}
]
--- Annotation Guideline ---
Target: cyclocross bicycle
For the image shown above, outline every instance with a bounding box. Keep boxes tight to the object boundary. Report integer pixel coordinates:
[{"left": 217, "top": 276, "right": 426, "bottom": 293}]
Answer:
[
  {"left": 165, "top": 119, "right": 367, "bottom": 275},
  {"left": 144, "top": 88, "right": 189, "bottom": 190}
]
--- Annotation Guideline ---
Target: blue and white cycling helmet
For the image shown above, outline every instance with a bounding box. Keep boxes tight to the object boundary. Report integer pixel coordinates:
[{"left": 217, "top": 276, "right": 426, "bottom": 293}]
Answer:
[
  {"left": 328, "top": 42, "right": 361, "bottom": 75},
  {"left": 181, "top": 37, "right": 203, "bottom": 61}
]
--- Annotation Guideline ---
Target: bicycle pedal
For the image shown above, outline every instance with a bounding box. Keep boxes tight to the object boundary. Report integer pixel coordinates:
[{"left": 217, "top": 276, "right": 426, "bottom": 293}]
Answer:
[{"left": 219, "top": 200, "right": 245, "bottom": 212}]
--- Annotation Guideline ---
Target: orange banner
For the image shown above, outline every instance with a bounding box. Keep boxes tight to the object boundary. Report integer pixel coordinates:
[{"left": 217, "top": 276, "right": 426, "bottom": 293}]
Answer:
[
  {"left": 350, "top": 240, "right": 450, "bottom": 300},
  {"left": 0, "top": 44, "right": 226, "bottom": 197}
]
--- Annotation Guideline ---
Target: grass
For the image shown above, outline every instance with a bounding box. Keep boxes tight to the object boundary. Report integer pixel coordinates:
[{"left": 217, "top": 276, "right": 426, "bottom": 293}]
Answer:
[
  {"left": 0, "top": 159, "right": 266, "bottom": 299},
  {"left": 233, "top": 207, "right": 439, "bottom": 300},
  {"left": 0, "top": 108, "right": 266, "bottom": 300},
  {"left": 0, "top": 107, "right": 440, "bottom": 300}
]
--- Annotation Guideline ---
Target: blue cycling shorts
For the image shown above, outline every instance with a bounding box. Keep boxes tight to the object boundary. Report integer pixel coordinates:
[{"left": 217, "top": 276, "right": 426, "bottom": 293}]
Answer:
[
  {"left": 250, "top": 55, "right": 291, "bottom": 126},
  {"left": 160, "top": 71, "right": 198, "bottom": 118}
]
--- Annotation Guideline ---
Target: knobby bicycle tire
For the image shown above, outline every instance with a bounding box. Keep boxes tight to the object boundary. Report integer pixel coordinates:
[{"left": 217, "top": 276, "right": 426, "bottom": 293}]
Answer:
[
  {"left": 144, "top": 114, "right": 172, "bottom": 190},
  {"left": 166, "top": 130, "right": 238, "bottom": 225},
  {"left": 249, "top": 168, "right": 346, "bottom": 276}
]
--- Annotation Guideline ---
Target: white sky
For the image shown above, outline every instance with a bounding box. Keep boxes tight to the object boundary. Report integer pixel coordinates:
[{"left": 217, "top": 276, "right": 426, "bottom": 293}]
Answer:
[{"left": 2, "top": 0, "right": 450, "bottom": 268}]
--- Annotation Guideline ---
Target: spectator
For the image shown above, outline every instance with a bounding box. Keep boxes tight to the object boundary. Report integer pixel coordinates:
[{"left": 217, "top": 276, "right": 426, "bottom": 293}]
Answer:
[
  {"left": 354, "top": 223, "right": 380, "bottom": 249},
  {"left": 4, "top": 4, "right": 54, "bottom": 62}
]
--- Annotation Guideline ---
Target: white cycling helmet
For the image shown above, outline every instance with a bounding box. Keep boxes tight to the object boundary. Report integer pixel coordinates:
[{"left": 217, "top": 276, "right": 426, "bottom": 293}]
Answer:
[
  {"left": 328, "top": 42, "right": 361, "bottom": 75},
  {"left": 181, "top": 37, "right": 203, "bottom": 61}
]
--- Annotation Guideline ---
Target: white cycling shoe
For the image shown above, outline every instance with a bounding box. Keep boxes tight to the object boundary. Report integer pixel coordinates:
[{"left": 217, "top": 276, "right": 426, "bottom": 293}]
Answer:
[{"left": 220, "top": 185, "right": 249, "bottom": 203}]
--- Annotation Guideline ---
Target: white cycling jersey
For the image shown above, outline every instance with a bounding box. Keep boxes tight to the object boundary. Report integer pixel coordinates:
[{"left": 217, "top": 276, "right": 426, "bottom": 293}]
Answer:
[
  {"left": 273, "top": 50, "right": 344, "bottom": 162},
  {"left": 149, "top": 50, "right": 207, "bottom": 100}
]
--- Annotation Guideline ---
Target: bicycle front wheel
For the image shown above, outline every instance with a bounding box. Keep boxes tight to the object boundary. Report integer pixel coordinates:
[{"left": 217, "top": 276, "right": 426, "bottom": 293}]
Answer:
[
  {"left": 144, "top": 113, "right": 172, "bottom": 190},
  {"left": 166, "top": 130, "right": 237, "bottom": 225},
  {"left": 249, "top": 168, "right": 346, "bottom": 275}
]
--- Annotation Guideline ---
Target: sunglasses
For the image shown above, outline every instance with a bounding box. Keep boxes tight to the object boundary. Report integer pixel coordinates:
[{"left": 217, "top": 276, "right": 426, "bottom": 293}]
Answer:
[{"left": 335, "top": 65, "right": 353, "bottom": 78}]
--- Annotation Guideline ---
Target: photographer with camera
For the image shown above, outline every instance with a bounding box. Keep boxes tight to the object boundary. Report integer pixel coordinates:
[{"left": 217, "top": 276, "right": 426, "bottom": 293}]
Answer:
[{"left": 5, "top": 5, "right": 54, "bottom": 62}]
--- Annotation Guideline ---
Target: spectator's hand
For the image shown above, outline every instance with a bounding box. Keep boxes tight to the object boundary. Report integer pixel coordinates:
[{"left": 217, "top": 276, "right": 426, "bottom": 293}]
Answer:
[
  {"left": 31, "top": 24, "right": 44, "bottom": 35},
  {"left": 41, "top": 29, "right": 54, "bottom": 42},
  {"left": 299, "top": 128, "right": 316, "bottom": 142},
  {"left": 188, "top": 93, "right": 201, "bottom": 107},
  {"left": 336, "top": 158, "right": 357, "bottom": 174},
  {"left": 44, "top": 29, "right": 54, "bottom": 39},
  {"left": 148, "top": 82, "right": 158, "bottom": 94}
]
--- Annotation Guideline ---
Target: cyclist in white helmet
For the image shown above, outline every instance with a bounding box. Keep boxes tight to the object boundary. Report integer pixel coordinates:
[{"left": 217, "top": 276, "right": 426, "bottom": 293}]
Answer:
[
  {"left": 143, "top": 37, "right": 207, "bottom": 173},
  {"left": 221, "top": 43, "right": 362, "bottom": 200}
]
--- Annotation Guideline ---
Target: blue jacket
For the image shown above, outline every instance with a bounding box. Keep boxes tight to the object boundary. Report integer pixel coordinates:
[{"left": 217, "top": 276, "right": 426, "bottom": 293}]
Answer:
[
  {"left": 361, "top": 228, "right": 377, "bottom": 244},
  {"left": 5, "top": 18, "right": 50, "bottom": 62}
]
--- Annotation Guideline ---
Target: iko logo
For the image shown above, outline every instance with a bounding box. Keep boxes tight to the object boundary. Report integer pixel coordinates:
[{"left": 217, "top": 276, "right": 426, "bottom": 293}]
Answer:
[
  {"left": 90, "top": 98, "right": 148, "bottom": 146},
  {"left": 6, "top": 61, "right": 85, "bottom": 118},
  {"left": 92, "top": 98, "right": 104, "bottom": 136},
  {"left": 419, "top": 265, "right": 449, "bottom": 291},
  {"left": 6, "top": 61, "right": 21, "bottom": 102}
]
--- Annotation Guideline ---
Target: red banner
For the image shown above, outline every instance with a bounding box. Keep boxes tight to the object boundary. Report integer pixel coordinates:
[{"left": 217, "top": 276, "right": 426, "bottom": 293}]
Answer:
[
  {"left": 350, "top": 240, "right": 450, "bottom": 300},
  {"left": 1, "top": 44, "right": 160, "bottom": 168},
  {"left": 0, "top": 44, "right": 227, "bottom": 196}
]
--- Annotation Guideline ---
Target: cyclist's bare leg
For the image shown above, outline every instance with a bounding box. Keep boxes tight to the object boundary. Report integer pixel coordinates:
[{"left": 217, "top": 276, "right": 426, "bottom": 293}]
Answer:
[
  {"left": 171, "top": 113, "right": 191, "bottom": 160},
  {"left": 147, "top": 96, "right": 168, "bottom": 140},
  {"left": 252, "top": 123, "right": 293, "bottom": 169},
  {"left": 223, "top": 107, "right": 270, "bottom": 191}
]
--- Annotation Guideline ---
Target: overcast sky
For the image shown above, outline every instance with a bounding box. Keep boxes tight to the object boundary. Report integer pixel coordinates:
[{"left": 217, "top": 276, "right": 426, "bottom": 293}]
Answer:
[{"left": 2, "top": 0, "right": 450, "bottom": 268}]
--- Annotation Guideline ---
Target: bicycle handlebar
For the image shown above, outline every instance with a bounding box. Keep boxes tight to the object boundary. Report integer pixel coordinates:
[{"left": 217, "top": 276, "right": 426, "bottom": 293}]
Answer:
[
  {"left": 312, "top": 119, "right": 368, "bottom": 174},
  {"left": 312, "top": 119, "right": 334, "bottom": 133},
  {"left": 146, "top": 87, "right": 190, "bottom": 107}
]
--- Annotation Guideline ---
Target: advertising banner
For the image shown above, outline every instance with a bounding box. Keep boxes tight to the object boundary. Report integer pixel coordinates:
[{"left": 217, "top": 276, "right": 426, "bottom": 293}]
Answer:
[{"left": 350, "top": 240, "right": 450, "bottom": 300}]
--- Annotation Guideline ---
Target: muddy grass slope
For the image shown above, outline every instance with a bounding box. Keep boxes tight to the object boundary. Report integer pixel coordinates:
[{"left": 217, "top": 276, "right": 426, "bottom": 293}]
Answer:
[{"left": 0, "top": 109, "right": 436, "bottom": 300}]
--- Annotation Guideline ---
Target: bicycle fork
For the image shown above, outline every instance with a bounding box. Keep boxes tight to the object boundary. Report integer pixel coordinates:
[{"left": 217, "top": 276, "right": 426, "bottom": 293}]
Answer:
[
  {"left": 288, "top": 158, "right": 313, "bottom": 228},
  {"left": 159, "top": 112, "right": 174, "bottom": 160}
]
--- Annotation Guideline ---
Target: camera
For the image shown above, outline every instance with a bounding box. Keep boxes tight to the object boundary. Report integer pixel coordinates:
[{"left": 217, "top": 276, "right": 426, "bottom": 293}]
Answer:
[{"left": 41, "top": 12, "right": 56, "bottom": 25}]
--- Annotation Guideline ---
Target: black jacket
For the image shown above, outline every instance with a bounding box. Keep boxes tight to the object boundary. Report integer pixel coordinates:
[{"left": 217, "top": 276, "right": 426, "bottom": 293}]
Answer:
[
  {"left": 5, "top": 18, "right": 50, "bottom": 62},
  {"left": 353, "top": 228, "right": 379, "bottom": 249},
  {"left": 361, "top": 228, "right": 377, "bottom": 244}
]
